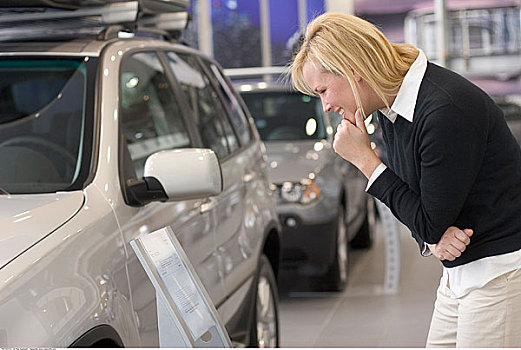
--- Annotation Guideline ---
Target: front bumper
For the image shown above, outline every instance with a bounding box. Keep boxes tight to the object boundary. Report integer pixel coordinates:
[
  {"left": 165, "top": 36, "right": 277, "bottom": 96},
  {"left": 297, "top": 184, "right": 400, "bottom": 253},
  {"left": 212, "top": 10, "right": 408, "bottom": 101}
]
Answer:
[{"left": 278, "top": 211, "right": 338, "bottom": 273}]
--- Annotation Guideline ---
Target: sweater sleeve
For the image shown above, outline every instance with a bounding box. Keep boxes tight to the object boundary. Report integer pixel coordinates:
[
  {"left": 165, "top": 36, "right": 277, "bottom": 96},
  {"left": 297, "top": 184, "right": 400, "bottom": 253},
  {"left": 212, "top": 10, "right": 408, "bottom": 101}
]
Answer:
[{"left": 368, "top": 104, "right": 487, "bottom": 245}]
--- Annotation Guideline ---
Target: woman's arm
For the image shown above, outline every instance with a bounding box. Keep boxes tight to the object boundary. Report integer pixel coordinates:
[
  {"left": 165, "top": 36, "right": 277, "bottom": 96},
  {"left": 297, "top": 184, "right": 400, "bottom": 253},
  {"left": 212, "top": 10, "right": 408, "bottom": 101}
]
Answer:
[
  {"left": 368, "top": 104, "right": 487, "bottom": 244},
  {"left": 334, "top": 106, "right": 485, "bottom": 246}
]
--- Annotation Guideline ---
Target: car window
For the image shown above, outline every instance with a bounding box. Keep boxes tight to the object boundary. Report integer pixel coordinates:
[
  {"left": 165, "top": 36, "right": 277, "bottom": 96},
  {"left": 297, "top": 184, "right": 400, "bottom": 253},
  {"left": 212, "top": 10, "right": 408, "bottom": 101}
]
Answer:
[
  {"left": 120, "top": 52, "right": 191, "bottom": 178},
  {"left": 165, "top": 51, "right": 239, "bottom": 159},
  {"left": 241, "top": 91, "right": 327, "bottom": 141},
  {"left": 204, "top": 61, "right": 252, "bottom": 146},
  {"left": 0, "top": 58, "right": 89, "bottom": 194}
]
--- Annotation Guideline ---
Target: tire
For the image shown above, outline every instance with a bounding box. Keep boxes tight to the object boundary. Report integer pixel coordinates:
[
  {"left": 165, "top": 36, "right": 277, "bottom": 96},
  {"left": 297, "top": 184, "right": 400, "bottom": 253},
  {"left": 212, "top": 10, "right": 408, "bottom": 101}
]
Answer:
[
  {"left": 249, "top": 255, "right": 279, "bottom": 348},
  {"left": 319, "top": 205, "right": 349, "bottom": 292},
  {"left": 350, "top": 197, "right": 376, "bottom": 249}
]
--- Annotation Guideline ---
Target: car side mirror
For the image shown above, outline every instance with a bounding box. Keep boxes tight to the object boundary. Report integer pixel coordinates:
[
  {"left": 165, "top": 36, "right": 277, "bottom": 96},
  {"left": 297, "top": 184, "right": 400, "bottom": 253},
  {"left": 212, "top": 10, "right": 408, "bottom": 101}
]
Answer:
[{"left": 127, "top": 148, "right": 223, "bottom": 206}]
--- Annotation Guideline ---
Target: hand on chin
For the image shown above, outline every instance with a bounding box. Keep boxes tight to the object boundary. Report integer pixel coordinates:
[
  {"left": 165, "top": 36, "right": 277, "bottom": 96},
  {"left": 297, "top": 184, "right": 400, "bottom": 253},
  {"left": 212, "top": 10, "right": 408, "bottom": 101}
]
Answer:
[{"left": 342, "top": 114, "right": 356, "bottom": 125}]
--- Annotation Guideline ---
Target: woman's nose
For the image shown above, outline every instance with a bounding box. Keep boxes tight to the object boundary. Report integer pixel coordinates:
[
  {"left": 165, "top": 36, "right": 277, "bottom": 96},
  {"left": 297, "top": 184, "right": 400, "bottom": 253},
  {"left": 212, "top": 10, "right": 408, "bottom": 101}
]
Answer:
[
  {"left": 323, "top": 102, "right": 332, "bottom": 113},
  {"left": 321, "top": 97, "right": 332, "bottom": 113}
]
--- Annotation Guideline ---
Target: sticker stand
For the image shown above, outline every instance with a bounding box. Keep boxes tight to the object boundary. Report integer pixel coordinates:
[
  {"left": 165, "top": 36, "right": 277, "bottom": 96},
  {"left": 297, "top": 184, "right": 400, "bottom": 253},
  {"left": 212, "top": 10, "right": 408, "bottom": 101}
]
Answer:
[{"left": 130, "top": 227, "right": 232, "bottom": 348}]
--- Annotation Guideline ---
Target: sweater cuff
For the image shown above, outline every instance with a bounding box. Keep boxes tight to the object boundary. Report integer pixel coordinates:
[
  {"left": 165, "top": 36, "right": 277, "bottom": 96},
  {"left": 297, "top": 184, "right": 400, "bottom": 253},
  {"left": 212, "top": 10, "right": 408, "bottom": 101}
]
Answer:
[
  {"left": 366, "top": 166, "right": 399, "bottom": 201},
  {"left": 365, "top": 162, "right": 387, "bottom": 192}
]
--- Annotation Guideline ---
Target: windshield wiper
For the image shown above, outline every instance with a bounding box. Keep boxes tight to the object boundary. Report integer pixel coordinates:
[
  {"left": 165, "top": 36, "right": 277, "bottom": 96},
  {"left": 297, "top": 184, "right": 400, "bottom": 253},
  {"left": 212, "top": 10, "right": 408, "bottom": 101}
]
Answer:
[{"left": 0, "top": 187, "right": 10, "bottom": 195}]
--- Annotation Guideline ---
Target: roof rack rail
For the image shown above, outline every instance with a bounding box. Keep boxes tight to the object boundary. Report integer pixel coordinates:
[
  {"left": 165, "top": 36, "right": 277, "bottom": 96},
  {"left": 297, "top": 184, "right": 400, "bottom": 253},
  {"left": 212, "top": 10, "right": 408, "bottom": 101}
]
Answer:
[
  {"left": 0, "top": 0, "right": 84, "bottom": 10},
  {"left": 0, "top": 0, "right": 190, "bottom": 42},
  {"left": 0, "top": 1, "right": 138, "bottom": 24},
  {"left": 0, "top": 0, "right": 189, "bottom": 12},
  {"left": 138, "top": 0, "right": 189, "bottom": 15},
  {"left": 138, "top": 11, "right": 189, "bottom": 39}
]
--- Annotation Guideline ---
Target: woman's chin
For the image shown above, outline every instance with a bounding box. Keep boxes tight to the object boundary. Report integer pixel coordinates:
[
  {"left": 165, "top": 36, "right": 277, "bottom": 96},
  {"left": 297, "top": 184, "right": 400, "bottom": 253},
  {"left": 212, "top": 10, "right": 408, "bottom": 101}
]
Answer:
[{"left": 343, "top": 116, "right": 356, "bottom": 125}]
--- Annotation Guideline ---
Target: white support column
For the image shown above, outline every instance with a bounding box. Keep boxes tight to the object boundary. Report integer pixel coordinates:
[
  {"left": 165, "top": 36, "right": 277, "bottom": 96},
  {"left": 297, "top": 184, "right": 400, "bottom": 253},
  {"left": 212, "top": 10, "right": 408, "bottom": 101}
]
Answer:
[
  {"left": 298, "top": 0, "right": 307, "bottom": 31},
  {"left": 435, "top": 0, "right": 448, "bottom": 67},
  {"left": 259, "top": 0, "right": 272, "bottom": 68},
  {"left": 375, "top": 200, "right": 401, "bottom": 295},
  {"left": 325, "top": 0, "right": 354, "bottom": 14},
  {"left": 197, "top": 0, "right": 213, "bottom": 57}
]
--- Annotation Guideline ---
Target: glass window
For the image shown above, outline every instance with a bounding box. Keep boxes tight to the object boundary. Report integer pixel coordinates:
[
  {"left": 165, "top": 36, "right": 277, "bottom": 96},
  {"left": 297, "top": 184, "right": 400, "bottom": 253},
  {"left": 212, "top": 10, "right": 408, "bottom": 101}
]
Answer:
[
  {"left": 166, "top": 51, "right": 239, "bottom": 159},
  {"left": 0, "top": 58, "right": 89, "bottom": 194},
  {"left": 209, "top": 1, "right": 262, "bottom": 68},
  {"left": 241, "top": 91, "right": 327, "bottom": 141},
  {"left": 205, "top": 61, "right": 251, "bottom": 146},
  {"left": 120, "top": 52, "right": 191, "bottom": 178}
]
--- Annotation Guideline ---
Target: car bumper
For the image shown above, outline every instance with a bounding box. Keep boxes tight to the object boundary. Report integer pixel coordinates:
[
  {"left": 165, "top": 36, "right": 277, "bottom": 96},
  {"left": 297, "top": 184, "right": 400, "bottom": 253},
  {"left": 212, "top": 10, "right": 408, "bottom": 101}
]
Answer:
[{"left": 278, "top": 211, "right": 338, "bottom": 273}]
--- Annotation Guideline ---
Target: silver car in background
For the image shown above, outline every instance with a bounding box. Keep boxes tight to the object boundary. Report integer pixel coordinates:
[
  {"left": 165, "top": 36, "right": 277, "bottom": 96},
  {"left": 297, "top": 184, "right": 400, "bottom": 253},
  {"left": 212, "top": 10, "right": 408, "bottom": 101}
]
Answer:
[{"left": 229, "top": 72, "right": 377, "bottom": 292}]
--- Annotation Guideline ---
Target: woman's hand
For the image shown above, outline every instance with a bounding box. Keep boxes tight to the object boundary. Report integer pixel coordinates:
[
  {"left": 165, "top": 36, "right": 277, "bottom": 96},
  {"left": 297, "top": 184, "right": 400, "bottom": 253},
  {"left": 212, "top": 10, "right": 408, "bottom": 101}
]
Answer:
[
  {"left": 333, "top": 108, "right": 381, "bottom": 178},
  {"left": 427, "top": 227, "right": 474, "bottom": 261}
]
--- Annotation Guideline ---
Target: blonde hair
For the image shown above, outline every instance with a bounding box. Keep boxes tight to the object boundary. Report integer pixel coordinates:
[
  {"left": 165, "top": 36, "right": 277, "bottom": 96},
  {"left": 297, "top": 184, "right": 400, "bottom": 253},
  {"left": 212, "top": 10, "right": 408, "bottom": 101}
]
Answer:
[{"left": 290, "top": 12, "right": 418, "bottom": 116}]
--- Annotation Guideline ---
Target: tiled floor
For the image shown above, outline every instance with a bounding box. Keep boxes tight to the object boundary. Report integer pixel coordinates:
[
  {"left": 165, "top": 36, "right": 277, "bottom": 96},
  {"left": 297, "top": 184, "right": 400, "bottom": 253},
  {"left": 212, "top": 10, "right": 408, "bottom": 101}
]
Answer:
[{"left": 278, "top": 219, "right": 443, "bottom": 347}]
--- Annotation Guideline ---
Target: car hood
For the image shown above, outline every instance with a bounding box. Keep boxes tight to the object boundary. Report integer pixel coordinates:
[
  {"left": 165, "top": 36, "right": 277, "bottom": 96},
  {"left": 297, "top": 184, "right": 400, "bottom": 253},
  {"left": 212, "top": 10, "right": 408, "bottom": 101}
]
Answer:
[
  {"left": 0, "top": 191, "right": 84, "bottom": 268},
  {"left": 265, "top": 140, "right": 333, "bottom": 183}
]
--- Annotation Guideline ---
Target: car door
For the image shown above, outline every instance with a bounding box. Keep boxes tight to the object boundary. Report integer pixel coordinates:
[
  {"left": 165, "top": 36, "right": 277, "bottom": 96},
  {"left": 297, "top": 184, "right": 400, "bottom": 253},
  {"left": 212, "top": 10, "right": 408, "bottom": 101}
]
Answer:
[
  {"left": 112, "top": 50, "right": 224, "bottom": 345},
  {"left": 163, "top": 51, "right": 255, "bottom": 321},
  {"left": 201, "top": 59, "right": 266, "bottom": 312}
]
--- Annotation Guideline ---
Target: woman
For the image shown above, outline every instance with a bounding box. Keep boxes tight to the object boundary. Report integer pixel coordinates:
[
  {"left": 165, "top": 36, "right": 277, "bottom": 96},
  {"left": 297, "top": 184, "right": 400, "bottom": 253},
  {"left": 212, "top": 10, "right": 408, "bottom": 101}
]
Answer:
[{"left": 290, "top": 12, "right": 521, "bottom": 347}]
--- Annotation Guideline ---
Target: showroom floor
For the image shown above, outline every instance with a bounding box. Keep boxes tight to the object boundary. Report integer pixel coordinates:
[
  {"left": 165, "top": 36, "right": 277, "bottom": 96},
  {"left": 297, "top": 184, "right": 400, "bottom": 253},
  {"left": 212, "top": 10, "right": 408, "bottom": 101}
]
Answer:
[{"left": 278, "top": 219, "right": 443, "bottom": 347}]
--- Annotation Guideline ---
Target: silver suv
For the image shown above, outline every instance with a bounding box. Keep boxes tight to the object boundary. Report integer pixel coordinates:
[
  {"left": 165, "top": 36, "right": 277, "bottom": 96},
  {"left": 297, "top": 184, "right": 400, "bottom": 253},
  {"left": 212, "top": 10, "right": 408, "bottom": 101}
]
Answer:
[{"left": 0, "top": 2, "right": 280, "bottom": 347}]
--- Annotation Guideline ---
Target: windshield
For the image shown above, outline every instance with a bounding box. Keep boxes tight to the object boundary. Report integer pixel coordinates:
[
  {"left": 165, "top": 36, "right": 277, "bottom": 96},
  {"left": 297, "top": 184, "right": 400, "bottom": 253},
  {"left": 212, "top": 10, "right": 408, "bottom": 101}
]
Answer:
[
  {"left": 0, "top": 58, "right": 93, "bottom": 194},
  {"left": 241, "top": 91, "right": 327, "bottom": 141}
]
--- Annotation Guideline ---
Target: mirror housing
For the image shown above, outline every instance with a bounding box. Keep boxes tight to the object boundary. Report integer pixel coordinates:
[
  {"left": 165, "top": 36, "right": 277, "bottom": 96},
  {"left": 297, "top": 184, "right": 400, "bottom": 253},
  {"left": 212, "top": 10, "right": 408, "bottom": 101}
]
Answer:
[{"left": 127, "top": 148, "right": 222, "bottom": 205}]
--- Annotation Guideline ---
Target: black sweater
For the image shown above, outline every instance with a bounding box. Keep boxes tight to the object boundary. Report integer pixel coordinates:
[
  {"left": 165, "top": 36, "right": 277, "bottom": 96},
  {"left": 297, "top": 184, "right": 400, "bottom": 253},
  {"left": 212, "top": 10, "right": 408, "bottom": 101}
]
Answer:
[{"left": 368, "top": 62, "right": 521, "bottom": 267}]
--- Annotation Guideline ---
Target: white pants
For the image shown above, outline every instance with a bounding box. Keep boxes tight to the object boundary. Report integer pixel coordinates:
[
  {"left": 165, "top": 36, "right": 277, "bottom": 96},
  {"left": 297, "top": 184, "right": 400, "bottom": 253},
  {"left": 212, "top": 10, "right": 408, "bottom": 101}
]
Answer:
[{"left": 426, "top": 268, "right": 521, "bottom": 347}]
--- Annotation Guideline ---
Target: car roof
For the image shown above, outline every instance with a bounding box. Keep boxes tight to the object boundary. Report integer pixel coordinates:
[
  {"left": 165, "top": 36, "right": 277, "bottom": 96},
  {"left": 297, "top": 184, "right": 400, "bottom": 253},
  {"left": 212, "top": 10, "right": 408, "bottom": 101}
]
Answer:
[
  {"left": 225, "top": 66, "right": 298, "bottom": 93},
  {"left": 229, "top": 75, "right": 296, "bottom": 94},
  {"left": 0, "top": 36, "right": 204, "bottom": 59},
  {"left": 0, "top": 39, "right": 108, "bottom": 56}
]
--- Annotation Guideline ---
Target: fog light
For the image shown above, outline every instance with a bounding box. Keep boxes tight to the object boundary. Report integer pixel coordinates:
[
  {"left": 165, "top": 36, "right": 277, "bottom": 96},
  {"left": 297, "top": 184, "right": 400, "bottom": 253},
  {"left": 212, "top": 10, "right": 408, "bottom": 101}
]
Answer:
[{"left": 285, "top": 217, "right": 297, "bottom": 227}]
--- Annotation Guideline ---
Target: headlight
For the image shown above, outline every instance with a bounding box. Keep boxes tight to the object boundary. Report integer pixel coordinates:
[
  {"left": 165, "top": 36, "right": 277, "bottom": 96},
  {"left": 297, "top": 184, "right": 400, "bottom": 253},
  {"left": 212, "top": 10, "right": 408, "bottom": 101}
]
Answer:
[{"left": 277, "top": 180, "right": 321, "bottom": 204}]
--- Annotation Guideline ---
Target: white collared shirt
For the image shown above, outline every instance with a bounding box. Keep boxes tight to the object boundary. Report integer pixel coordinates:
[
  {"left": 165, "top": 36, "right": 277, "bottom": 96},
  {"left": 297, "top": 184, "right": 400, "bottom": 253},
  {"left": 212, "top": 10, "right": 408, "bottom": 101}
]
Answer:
[{"left": 366, "top": 49, "right": 521, "bottom": 298}]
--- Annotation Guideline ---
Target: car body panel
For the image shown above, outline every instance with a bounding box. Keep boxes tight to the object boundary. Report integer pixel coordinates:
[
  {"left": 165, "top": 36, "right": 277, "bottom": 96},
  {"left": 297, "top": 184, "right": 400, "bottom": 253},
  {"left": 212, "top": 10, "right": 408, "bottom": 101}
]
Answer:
[
  {"left": 0, "top": 191, "right": 84, "bottom": 268},
  {"left": 0, "top": 184, "right": 138, "bottom": 347},
  {"left": 265, "top": 140, "right": 332, "bottom": 183}
]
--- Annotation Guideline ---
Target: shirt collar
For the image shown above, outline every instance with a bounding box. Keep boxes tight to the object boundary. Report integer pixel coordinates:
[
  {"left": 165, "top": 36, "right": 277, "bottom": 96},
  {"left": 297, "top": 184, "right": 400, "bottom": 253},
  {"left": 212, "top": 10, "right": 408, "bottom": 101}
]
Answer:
[{"left": 379, "top": 49, "right": 427, "bottom": 123}]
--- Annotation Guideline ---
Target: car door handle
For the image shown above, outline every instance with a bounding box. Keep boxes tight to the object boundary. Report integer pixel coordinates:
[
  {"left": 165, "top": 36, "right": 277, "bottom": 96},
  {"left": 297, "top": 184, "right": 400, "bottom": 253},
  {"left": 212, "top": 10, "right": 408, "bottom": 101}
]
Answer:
[
  {"left": 243, "top": 172, "right": 254, "bottom": 183},
  {"left": 200, "top": 198, "right": 217, "bottom": 213}
]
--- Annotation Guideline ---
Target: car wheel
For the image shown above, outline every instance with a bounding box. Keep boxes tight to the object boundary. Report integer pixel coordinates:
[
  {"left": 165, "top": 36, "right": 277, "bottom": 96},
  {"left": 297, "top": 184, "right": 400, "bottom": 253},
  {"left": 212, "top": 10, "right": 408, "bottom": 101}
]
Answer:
[
  {"left": 249, "top": 254, "right": 279, "bottom": 348},
  {"left": 320, "top": 205, "right": 349, "bottom": 292},
  {"left": 350, "top": 197, "right": 377, "bottom": 249}
]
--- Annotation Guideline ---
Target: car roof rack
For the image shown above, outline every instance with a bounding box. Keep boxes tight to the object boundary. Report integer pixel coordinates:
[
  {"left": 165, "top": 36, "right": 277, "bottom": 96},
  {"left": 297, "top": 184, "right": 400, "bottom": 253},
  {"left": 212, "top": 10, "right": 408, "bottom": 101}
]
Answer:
[
  {"left": 0, "top": 0, "right": 190, "bottom": 42},
  {"left": 0, "top": 0, "right": 189, "bottom": 12}
]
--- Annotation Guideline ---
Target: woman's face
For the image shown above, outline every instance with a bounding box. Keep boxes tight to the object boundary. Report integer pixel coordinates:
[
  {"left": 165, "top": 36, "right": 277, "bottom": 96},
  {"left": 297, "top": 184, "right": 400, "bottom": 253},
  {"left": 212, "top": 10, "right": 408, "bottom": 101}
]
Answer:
[{"left": 302, "top": 60, "right": 358, "bottom": 124}]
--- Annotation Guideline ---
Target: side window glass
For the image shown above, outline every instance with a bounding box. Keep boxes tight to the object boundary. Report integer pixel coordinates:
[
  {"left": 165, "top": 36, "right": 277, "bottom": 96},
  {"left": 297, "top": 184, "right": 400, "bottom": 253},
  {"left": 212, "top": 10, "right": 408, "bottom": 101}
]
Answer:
[
  {"left": 205, "top": 61, "right": 252, "bottom": 146},
  {"left": 120, "top": 51, "right": 190, "bottom": 178},
  {"left": 165, "top": 52, "right": 239, "bottom": 159}
]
